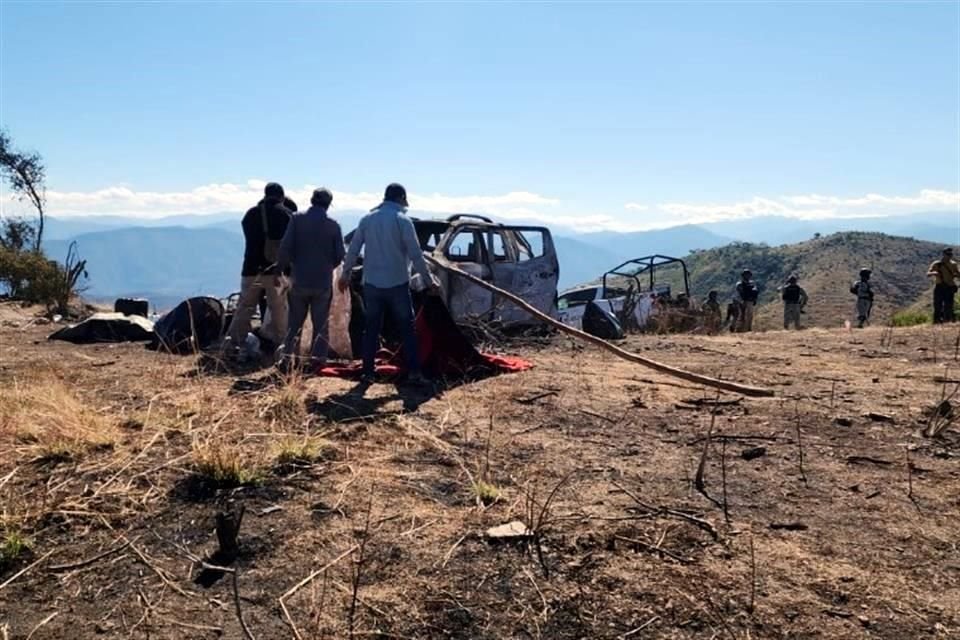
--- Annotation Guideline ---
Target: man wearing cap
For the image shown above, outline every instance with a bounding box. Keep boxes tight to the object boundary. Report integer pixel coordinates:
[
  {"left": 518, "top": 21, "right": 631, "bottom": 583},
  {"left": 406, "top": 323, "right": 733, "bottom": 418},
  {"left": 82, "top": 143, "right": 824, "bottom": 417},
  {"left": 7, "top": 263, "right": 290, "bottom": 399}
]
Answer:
[
  {"left": 851, "top": 268, "right": 874, "bottom": 328},
  {"left": 226, "top": 182, "right": 294, "bottom": 353},
  {"left": 338, "top": 183, "right": 437, "bottom": 387},
  {"left": 780, "top": 274, "right": 808, "bottom": 330},
  {"left": 276, "top": 188, "right": 345, "bottom": 369},
  {"left": 927, "top": 248, "right": 959, "bottom": 323},
  {"left": 734, "top": 269, "right": 759, "bottom": 332}
]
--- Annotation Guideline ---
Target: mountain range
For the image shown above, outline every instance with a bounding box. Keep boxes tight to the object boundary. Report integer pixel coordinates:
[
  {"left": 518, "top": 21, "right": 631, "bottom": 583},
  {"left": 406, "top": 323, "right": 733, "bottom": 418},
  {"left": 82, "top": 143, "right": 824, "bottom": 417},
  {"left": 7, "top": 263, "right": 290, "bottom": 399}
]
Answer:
[{"left": 37, "top": 209, "right": 958, "bottom": 311}]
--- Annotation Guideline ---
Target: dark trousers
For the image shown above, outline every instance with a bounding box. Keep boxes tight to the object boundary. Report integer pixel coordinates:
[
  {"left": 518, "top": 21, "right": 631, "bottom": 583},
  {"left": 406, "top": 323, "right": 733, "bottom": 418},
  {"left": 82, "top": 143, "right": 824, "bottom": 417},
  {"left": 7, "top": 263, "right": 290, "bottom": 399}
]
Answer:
[
  {"left": 933, "top": 284, "right": 956, "bottom": 323},
  {"left": 362, "top": 283, "right": 419, "bottom": 377},
  {"left": 282, "top": 287, "right": 333, "bottom": 365}
]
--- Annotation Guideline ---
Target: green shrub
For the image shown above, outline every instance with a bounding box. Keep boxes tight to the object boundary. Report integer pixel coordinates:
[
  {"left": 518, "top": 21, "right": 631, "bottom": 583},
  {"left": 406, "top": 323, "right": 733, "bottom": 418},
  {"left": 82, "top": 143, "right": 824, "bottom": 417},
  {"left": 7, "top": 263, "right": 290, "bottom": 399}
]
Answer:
[
  {"left": 0, "top": 243, "right": 87, "bottom": 315},
  {"left": 891, "top": 309, "right": 930, "bottom": 327}
]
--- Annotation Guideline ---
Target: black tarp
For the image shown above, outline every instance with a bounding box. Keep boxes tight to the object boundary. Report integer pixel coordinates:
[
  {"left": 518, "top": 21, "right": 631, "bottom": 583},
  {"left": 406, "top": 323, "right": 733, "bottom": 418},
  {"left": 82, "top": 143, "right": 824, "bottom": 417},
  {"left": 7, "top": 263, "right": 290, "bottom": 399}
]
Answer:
[
  {"left": 49, "top": 313, "right": 155, "bottom": 344},
  {"left": 582, "top": 301, "right": 624, "bottom": 340},
  {"left": 152, "top": 296, "right": 224, "bottom": 354}
]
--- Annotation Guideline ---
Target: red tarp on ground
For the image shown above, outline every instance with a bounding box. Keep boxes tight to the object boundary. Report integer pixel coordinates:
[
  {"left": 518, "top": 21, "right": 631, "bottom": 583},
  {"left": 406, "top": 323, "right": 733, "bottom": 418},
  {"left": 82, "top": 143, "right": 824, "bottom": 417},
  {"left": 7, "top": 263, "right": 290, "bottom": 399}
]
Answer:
[{"left": 319, "top": 295, "right": 532, "bottom": 380}]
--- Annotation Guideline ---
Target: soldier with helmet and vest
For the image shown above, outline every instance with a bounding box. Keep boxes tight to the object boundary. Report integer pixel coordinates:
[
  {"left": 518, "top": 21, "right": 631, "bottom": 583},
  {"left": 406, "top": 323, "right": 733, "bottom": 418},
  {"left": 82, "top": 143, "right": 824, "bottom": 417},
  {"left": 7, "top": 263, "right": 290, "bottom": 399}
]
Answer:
[
  {"left": 927, "top": 247, "right": 959, "bottom": 323},
  {"left": 780, "top": 274, "right": 808, "bottom": 329},
  {"left": 851, "top": 268, "right": 874, "bottom": 328},
  {"left": 735, "top": 269, "right": 760, "bottom": 332}
]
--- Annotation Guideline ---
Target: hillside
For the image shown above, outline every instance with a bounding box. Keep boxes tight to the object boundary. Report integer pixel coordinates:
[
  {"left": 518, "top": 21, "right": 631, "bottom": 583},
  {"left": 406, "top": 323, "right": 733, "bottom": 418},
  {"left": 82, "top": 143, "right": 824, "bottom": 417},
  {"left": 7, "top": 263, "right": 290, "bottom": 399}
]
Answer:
[
  {"left": 1, "top": 306, "right": 958, "bottom": 638},
  {"left": 37, "top": 217, "right": 957, "bottom": 313},
  {"left": 684, "top": 232, "right": 945, "bottom": 328},
  {"left": 46, "top": 227, "right": 244, "bottom": 311}
]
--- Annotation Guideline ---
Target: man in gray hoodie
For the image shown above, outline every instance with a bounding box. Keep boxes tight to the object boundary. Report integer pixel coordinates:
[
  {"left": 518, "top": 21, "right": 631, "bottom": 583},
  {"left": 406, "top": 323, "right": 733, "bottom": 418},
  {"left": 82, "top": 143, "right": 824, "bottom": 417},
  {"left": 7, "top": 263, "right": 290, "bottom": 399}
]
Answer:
[{"left": 276, "top": 188, "right": 345, "bottom": 369}]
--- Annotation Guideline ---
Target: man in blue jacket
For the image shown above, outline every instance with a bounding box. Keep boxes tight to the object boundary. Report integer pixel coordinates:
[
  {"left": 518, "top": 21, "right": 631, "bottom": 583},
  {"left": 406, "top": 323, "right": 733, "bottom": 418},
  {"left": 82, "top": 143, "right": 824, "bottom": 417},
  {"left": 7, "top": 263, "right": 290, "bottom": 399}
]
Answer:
[
  {"left": 276, "top": 188, "right": 345, "bottom": 369},
  {"left": 338, "top": 183, "right": 436, "bottom": 386}
]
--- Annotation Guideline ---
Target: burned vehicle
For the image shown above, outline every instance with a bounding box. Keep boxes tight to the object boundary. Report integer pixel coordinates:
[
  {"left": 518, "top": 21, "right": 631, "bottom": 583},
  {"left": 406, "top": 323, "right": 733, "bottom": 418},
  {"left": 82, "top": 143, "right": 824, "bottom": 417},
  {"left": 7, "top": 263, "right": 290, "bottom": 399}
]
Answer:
[
  {"left": 344, "top": 214, "right": 559, "bottom": 347},
  {"left": 557, "top": 255, "right": 691, "bottom": 334}
]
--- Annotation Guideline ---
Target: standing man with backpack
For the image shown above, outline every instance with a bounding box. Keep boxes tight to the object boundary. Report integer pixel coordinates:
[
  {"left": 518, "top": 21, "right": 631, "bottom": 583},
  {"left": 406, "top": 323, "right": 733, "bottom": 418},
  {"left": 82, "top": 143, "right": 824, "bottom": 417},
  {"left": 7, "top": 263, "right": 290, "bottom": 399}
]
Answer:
[
  {"left": 927, "top": 248, "right": 959, "bottom": 323},
  {"left": 780, "top": 274, "right": 808, "bottom": 330},
  {"left": 226, "top": 182, "right": 293, "bottom": 355},
  {"left": 851, "top": 268, "right": 874, "bottom": 328}
]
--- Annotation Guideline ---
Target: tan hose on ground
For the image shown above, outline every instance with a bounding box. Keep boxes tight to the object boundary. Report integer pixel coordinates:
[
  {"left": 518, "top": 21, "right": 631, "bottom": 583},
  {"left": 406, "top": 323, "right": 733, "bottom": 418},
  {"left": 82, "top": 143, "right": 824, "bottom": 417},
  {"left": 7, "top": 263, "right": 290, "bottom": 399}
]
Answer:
[{"left": 425, "top": 255, "right": 775, "bottom": 398}]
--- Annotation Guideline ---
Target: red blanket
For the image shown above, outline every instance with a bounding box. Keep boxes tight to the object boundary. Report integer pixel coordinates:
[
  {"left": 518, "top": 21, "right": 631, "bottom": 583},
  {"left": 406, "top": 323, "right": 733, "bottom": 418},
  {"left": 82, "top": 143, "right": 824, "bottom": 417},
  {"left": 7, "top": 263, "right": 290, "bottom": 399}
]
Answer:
[{"left": 319, "top": 296, "right": 533, "bottom": 380}]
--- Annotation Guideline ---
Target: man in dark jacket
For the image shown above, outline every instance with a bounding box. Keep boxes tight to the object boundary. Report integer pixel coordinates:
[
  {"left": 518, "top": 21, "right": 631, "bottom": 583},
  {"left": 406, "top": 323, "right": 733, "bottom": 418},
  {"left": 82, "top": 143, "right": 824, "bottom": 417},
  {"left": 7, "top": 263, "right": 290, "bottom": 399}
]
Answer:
[
  {"left": 735, "top": 269, "right": 759, "bottom": 332},
  {"left": 276, "top": 188, "right": 345, "bottom": 369},
  {"left": 258, "top": 196, "right": 298, "bottom": 322},
  {"left": 226, "top": 182, "right": 293, "bottom": 351}
]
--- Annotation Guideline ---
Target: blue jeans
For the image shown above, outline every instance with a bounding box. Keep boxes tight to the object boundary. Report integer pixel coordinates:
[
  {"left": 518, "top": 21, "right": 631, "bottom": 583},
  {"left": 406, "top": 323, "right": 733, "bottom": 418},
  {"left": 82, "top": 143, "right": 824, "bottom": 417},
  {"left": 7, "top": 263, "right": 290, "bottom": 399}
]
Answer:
[{"left": 362, "top": 283, "right": 419, "bottom": 377}]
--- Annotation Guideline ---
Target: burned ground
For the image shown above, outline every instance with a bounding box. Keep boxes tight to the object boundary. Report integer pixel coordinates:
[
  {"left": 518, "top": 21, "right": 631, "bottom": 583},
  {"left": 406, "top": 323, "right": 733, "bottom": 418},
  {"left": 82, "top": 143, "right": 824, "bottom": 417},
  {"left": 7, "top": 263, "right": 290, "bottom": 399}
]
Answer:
[{"left": 0, "top": 306, "right": 958, "bottom": 639}]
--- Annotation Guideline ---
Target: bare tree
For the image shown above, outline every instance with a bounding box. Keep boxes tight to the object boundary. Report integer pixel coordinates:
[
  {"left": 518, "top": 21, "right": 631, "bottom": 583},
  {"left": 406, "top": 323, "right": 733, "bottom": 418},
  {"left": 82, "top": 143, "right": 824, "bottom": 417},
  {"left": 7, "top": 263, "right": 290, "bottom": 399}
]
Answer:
[{"left": 0, "top": 130, "right": 46, "bottom": 252}]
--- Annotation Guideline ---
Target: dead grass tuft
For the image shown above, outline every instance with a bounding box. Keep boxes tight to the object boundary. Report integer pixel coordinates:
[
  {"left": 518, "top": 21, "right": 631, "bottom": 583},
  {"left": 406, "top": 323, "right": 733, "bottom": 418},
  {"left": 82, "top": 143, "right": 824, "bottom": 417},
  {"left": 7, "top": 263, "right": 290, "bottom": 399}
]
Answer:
[
  {"left": 192, "top": 442, "right": 264, "bottom": 487},
  {"left": 260, "top": 374, "right": 309, "bottom": 428},
  {"left": 471, "top": 479, "right": 501, "bottom": 506},
  {"left": 0, "top": 377, "right": 116, "bottom": 463},
  {"left": 272, "top": 436, "right": 333, "bottom": 473}
]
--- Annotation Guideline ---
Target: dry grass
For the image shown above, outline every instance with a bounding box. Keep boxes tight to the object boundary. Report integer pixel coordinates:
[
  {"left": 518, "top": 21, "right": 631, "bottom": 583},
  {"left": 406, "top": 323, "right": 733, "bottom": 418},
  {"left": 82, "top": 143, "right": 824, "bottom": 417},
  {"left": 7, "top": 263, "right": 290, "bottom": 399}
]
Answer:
[
  {"left": 259, "top": 372, "right": 309, "bottom": 428},
  {"left": 0, "top": 376, "right": 116, "bottom": 463},
  {"left": 272, "top": 436, "right": 333, "bottom": 472},
  {"left": 192, "top": 441, "right": 264, "bottom": 487},
  {"left": 470, "top": 479, "right": 501, "bottom": 506},
  {"left": 0, "top": 309, "right": 958, "bottom": 639}
]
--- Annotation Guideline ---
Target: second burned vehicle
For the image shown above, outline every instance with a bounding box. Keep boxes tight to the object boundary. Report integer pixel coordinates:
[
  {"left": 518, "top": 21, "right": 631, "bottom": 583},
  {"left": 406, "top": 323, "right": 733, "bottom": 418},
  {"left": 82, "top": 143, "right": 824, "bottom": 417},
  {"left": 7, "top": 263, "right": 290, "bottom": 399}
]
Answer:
[{"left": 556, "top": 255, "right": 692, "bottom": 335}]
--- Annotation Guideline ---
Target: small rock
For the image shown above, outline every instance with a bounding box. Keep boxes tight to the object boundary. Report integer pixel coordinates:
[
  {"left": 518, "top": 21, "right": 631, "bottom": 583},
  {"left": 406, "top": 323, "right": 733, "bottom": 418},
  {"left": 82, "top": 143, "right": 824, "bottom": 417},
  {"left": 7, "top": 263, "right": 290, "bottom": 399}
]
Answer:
[
  {"left": 741, "top": 446, "right": 767, "bottom": 461},
  {"left": 34, "top": 317, "right": 50, "bottom": 325},
  {"left": 834, "top": 417, "right": 853, "bottom": 427},
  {"left": 858, "top": 615, "right": 871, "bottom": 628},
  {"left": 872, "top": 377, "right": 880, "bottom": 383},
  {"left": 864, "top": 412, "right": 894, "bottom": 423},
  {"left": 486, "top": 521, "right": 532, "bottom": 541}
]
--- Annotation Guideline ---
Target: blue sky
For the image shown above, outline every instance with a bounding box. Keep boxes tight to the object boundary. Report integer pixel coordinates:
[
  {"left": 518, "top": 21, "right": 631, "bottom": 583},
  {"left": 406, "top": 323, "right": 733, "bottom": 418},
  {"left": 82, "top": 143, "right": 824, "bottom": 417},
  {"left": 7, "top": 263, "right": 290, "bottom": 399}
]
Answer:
[{"left": 1, "top": 1, "right": 958, "bottom": 230}]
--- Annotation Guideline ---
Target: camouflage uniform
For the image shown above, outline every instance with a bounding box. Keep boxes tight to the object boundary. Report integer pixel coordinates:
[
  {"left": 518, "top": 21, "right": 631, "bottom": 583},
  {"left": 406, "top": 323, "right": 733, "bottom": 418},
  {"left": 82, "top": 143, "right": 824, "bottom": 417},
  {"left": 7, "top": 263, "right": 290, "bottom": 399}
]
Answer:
[
  {"left": 781, "top": 281, "right": 808, "bottom": 330},
  {"left": 851, "top": 279, "right": 873, "bottom": 327}
]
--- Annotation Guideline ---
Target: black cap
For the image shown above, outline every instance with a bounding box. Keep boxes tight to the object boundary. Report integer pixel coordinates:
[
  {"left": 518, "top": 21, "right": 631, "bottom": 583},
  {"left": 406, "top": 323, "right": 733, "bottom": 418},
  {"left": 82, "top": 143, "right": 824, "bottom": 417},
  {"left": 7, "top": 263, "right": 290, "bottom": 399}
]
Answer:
[
  {"left": 860, "top": 267, "right": 872, "bottom": 276},
  {"left": 384, "top": 182, "right": 407, "bottom": 204},
  {"left": 741, "top": 269, "right": 752, "bottom": 277},
  {"left": 787, "top": 274, "right": 798, "bottom": 283},
  {"left": 311, "top": 188, "right": 333, "bottom": 208},
  {"left": 944, "top": 247, "right": 954, "bottom": 255},
  {"left": 264, "top": 182, "right": 285, "bottom": 199}
]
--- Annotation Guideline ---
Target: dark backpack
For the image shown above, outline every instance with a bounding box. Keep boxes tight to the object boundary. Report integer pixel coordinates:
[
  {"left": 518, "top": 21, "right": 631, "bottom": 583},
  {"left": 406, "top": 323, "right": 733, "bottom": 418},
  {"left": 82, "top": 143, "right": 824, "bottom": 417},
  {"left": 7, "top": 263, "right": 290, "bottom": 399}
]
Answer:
[
  {"left": 153, "top": 297, "right": 225, "bottom": 354},
  {"left": 260, "top": 203, "right": 280, "bottom": 265}
]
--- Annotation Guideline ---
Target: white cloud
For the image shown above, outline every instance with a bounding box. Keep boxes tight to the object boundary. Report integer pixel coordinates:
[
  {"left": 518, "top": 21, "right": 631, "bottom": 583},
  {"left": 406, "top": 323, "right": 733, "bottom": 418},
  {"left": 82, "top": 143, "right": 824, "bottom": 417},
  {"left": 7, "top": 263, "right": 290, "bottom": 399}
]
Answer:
[
  {"left": 624, "top": 189, "right": 960, "bottom": 227},
  {"left": 0, "top": 179, "right": 559, "bottom": 220},
  {"left": 2, "top": 179, "right": 955, "bottom": 234}
]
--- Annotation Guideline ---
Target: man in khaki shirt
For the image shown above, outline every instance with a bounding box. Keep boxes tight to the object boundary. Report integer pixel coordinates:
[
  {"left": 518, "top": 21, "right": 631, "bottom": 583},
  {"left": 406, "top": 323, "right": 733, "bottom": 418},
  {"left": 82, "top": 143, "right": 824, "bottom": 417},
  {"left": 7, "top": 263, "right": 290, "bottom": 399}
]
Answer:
[{"left": 928, "top": 247, "right": 960, "bottom": 323}]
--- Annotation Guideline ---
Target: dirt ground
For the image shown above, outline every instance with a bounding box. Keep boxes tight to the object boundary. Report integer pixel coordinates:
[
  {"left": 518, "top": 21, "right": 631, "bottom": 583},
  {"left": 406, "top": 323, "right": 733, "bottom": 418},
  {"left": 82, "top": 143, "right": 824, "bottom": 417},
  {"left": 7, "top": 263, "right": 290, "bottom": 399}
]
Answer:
[{"left": 0, "top": 303, "right": 958, "bottom": 639}]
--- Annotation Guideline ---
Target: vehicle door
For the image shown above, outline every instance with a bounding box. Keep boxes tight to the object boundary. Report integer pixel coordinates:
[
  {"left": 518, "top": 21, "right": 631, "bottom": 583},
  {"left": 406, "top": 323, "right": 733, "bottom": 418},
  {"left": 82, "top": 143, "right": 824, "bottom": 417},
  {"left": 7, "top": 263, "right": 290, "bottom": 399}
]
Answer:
[
  {"left": 435, "top": 225, "right": 495, "bottom": 322},
  {"left": 490, "top": 226, "right": 559, "bottom": 325}
]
